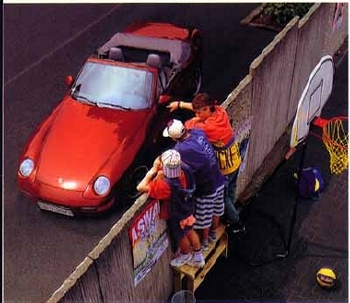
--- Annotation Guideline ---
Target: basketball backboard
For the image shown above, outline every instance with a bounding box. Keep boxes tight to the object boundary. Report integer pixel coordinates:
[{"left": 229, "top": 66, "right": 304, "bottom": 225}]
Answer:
[{"left": 290, "top": 55, "right": 334, "bottom": 148}]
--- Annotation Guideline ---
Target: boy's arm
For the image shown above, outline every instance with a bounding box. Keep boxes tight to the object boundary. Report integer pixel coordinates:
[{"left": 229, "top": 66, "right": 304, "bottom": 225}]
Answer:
[
  {"left": 167, "top": 101, "right": 193, "bottom": 112},
  {"left": 136, "top": 167, "right": 157, "bottom": 193},
  {"left": 152, "top": 156, "right": 162, "bottom": 171}
]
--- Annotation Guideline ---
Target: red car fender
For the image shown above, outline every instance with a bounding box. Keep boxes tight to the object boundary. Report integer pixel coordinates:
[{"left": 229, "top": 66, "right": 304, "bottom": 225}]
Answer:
[
  {"left": 17, "top": 102, "right": 65, "bottom": 183},
  {"left": 82, "top": 108, "right": 156, "bottom": 200}
]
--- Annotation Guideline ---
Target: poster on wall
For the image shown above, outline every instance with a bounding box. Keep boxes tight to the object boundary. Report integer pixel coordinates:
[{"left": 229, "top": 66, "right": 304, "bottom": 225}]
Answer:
[
  {"left": 129, "top": 198, "right": 168, "bottom": 286},
  {"left": 235, "top": 116, "right": 252, "bottom": 175},
  {"left": 332, "top": 3, "right": 345, "bottom": 33}
]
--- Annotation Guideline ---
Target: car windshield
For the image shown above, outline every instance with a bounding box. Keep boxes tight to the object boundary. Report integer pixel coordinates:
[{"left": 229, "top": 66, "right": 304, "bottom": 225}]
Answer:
[{"left": 70, "top": 61, "right": 154, "bottom": 110}]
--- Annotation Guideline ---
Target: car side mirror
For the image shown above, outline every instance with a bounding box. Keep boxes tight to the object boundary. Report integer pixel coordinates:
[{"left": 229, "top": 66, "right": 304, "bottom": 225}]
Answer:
[
  {"left": 65, "top": 76, "right": 74, "bottom": 87},
  {"left": 158, "top": 94, "right": 171, "bottom": 105}
]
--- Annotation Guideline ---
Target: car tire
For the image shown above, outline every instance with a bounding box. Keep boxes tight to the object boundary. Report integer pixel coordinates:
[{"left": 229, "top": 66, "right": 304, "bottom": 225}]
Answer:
[{"left": 126, "top": 165, "right": 149, "bottom": 201}]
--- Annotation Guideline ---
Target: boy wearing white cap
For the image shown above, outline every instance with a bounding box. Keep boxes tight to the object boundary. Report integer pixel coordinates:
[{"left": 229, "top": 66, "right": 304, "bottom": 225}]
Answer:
[
  {"left": 163, "top": 119, "right": 226, "bottom": 250},
  {"left": 137, "top": 149, "right": 205, "bottom": 268}
]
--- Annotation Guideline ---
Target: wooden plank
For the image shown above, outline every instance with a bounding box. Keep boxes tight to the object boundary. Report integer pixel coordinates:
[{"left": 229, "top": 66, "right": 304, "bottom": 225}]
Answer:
[
  {"left": 172, "top": 224, "right": 229, "bottom": 292},
  {"left": 173, "top": 224, "right": 227, "bottom": 277},
  {"left": 186, "top": 276, "right": 195, "bottom": 292},
  {"left": 173, "top": 271, "right": 183, "bottom": 293}
]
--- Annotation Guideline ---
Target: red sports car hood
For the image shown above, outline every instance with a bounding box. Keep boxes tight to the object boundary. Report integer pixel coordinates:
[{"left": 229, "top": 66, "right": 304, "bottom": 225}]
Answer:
[{"left": 36, "top": 97, "right": 152, "bottom": 191}]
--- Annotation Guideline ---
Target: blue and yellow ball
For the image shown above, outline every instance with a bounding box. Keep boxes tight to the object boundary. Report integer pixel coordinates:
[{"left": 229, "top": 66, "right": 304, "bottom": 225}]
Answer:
[{"left": 316, "top": 267, "right": 336, "bottom": 289}]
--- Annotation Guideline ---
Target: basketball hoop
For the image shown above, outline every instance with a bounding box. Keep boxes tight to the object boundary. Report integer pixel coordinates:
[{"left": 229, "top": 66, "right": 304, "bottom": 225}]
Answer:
[{"left": 313, "top": 116, "right": 348, "bottom": 174}]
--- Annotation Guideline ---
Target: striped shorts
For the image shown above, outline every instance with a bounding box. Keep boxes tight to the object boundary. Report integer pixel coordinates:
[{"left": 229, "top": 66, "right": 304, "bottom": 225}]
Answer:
[{"left": 193, "top": 184, "right": 225, "bottom": 229}]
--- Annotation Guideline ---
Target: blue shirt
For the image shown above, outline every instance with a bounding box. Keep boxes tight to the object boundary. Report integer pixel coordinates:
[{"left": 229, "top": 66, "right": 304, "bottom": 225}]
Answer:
[{"left": 174, "top": 129, "right": 226, "bottom": 195}]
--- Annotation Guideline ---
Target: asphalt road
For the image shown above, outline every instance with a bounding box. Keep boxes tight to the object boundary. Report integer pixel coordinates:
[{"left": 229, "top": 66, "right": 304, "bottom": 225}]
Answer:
[{"left": 3, "top": 3, "right": 275, "bottom": 302}]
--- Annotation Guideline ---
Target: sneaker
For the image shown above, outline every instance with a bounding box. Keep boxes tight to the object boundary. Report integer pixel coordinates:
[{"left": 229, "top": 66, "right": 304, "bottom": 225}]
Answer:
[
  {"left": 209, "top": 230, "right": 217, "bottom": 243},
  {"left": 170, "top": 253, "right": 192, "bottom": 267},
  {"left": 201, "top": 240, "right": 209, "bottom": 251},
  {"left": 187, "top": 254, "right": 205, "bottom": 268},
  {"left": 230, "top": 221, "right": 246, "bottom": 234}
]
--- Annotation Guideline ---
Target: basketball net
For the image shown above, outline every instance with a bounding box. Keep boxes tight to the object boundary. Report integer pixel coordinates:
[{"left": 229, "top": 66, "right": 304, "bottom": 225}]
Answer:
[{"left": 313, "top": 116, "right": 348, "bottom": 174}]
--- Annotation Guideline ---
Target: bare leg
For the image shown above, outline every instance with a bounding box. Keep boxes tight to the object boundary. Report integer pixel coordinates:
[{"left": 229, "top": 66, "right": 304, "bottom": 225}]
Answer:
[
  {"left": 211, "top": 215, "right": 220, "bottom": 230},
  {"left": 179, "top": 235, "right": 191, "bottom": 254},
  {"left": 186, "top": 229, "right": 201, "bottom": 251},
  {"left": 202, "top": 227, "right": 209, "bottom": 243}
]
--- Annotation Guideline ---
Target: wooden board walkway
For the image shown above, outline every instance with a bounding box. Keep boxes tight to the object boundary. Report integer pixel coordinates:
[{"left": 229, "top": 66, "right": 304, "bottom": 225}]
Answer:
[{"left": 172, "top": 224, "right": 228, "bottom": 293}]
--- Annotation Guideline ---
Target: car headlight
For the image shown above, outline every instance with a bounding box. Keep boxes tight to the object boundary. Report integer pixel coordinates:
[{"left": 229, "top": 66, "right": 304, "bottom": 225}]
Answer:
[
  {"left": 93, "top": 176, "right": 110, "bottom": 196},
  {"left": 19, "top": 158, "right": 34, "bottom": 177}
]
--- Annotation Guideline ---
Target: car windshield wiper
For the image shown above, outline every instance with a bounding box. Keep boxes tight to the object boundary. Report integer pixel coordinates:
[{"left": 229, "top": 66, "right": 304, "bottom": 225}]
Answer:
[
  {"left": 71, "top": 84, "right": 96, "bottom": 106},
  {"left": 71, "top": 90, "right": 97, "bottom": 106},
  {"left": 96, "top": 102, "right": 132, "bottom": 111},
  {"left": 77, "top": 95, "right": 97, "bottom": 106}
]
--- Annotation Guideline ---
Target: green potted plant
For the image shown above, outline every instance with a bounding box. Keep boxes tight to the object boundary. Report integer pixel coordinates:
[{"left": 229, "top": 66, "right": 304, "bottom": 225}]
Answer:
[{"left": 262, "top": 3, "right": 314, "bottom": 28}]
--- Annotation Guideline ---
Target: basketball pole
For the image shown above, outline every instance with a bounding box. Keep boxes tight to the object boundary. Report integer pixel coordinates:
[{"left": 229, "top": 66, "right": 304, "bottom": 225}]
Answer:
[
  {"left": 248, "top": 140, "right": 308, "bottom": 266},
  {"left": 277, "top": 140, "right": 308, "bottom": 258}
]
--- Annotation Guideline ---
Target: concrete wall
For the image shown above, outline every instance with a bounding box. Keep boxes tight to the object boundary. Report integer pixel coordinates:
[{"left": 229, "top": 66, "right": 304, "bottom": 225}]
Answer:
[
  {"left": 244, "top": 17, "right": 299, "bottom": 185},
  {"left": 46, "top": 3, "right": 348, "bottom": 302},
  {"left": 289, "top": 4, "right": 329, "bottom": 122},
  {"left": 47, "top": 195, "right": 173, "bottom": 303},
  {"left": 222, "top": 74, "right": 252, "bottom": 195},
  {"left": 323, "top": 3, "right": 348, "bottom": 56}
]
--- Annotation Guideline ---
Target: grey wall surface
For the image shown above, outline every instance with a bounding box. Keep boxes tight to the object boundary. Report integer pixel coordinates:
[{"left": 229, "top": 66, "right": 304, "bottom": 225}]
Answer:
[{"left": 246, "top": 17, "right": 299, "bottom": 184}]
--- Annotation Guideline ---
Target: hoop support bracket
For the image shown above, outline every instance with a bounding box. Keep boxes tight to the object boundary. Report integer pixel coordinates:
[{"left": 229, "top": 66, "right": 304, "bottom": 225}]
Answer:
[{"left": 312, "top": 116, "right": 328, "bottom": 128}]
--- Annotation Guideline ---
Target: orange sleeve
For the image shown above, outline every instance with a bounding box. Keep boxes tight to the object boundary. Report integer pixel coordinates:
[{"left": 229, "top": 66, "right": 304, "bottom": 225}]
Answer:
[
  {"left": 148, "top": 179, "right": 171, "bottom": 200},
  {"left": 185, "top": 106, "right": 234, "bottom": 145},
  {"left": 148, "top": 171, "right": 187, "bottom": 199}
]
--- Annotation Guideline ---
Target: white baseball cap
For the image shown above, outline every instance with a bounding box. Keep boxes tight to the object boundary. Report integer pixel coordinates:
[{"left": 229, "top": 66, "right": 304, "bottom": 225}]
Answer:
[
  {"left": 161, "top": 149, "right": 181, "bottom": 178},
  {"left": 162, "top": 119, "right": 186, "bottom": 139}
]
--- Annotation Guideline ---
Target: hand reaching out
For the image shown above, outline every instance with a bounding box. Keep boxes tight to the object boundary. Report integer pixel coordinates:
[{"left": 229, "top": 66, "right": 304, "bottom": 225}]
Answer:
[{"left": 166, "top": 101, "right": 180, "bottom": 112}]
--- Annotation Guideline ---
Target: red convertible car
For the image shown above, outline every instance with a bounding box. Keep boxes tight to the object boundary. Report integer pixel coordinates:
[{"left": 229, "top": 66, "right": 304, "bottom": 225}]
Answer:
[{"left": 17, "top": 22, "right": 202, "bottom": 217}]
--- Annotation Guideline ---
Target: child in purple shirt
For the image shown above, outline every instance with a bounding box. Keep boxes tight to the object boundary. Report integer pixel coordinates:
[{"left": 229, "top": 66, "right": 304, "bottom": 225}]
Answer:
[{"left": 163, "top": 119, "right": 226, "bottom": 249}]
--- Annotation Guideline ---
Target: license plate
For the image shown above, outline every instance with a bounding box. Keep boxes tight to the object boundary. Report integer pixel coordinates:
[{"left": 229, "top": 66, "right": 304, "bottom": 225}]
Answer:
[{"left": 38, "top": 201, "right": 74, "bottom": 217}]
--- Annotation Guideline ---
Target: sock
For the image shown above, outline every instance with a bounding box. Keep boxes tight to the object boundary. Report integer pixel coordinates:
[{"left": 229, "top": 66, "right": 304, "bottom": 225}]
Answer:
[{"left": 193, "top": 249, "right": 203, "bottom": 261}]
